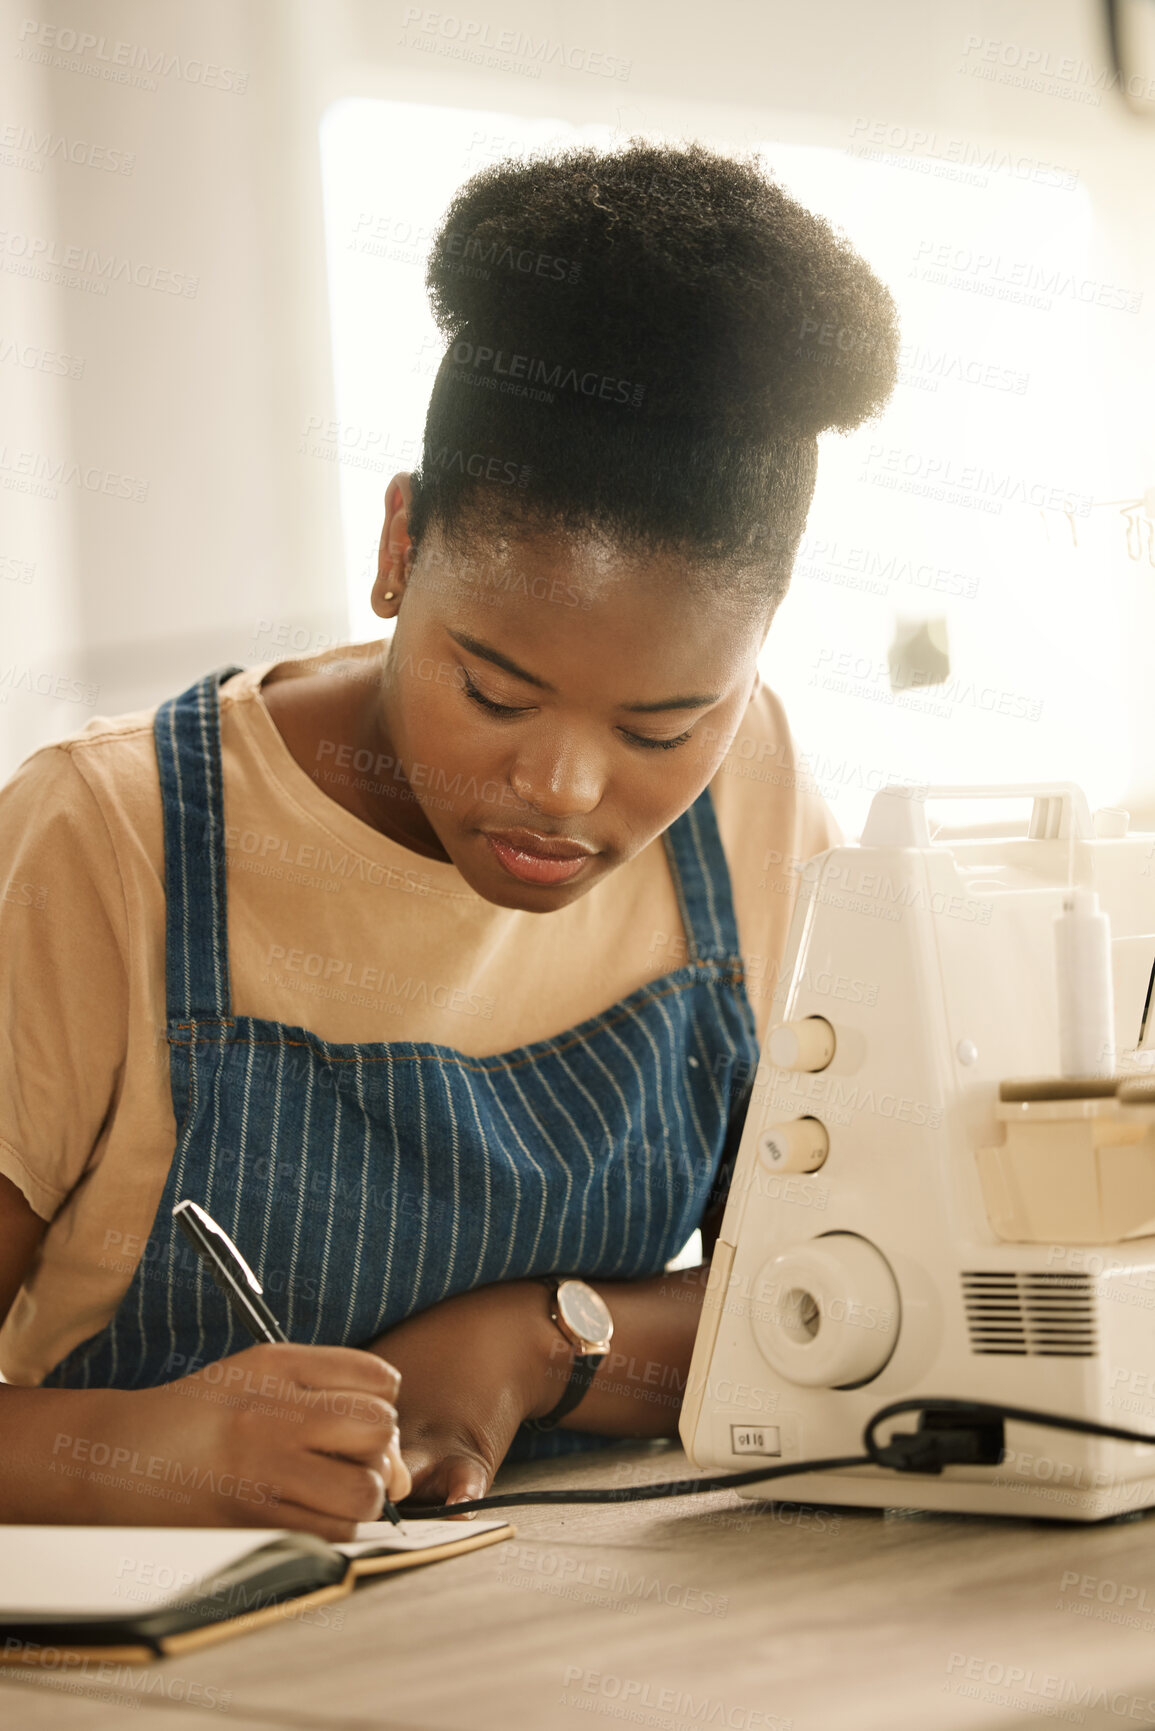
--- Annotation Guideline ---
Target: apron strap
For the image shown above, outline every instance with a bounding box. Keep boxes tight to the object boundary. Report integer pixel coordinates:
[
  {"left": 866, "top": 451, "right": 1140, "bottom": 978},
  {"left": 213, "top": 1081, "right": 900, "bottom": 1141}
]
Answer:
[
  {"left": 662, "top": 784, "right": 743, "bottom": 965},
  {"left": 154, "top": 666, "right": 244, "bottom": 1026}
]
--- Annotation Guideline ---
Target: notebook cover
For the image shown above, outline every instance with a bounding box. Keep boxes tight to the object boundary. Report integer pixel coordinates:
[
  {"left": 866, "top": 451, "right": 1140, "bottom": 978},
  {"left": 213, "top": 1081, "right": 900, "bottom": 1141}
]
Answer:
[
  {"left": 0, "top": 1536, "right": 346, "bottom": 1663},
  {"left": 0, "top": 1522, "right": 515, "bottom": 1665}
]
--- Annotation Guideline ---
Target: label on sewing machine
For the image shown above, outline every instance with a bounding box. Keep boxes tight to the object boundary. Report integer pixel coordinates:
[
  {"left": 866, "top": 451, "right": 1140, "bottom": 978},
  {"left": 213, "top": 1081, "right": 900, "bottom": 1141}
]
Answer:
[{"left": 730, "top": 1424, "right": 782, "bottom": 1457}]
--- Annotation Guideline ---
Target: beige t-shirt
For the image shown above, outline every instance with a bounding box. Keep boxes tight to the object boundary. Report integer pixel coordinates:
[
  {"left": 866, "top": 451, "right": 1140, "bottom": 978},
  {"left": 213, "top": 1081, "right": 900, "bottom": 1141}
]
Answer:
[{"left": 0, "top": 638, "right": 840, "bottom": 1384}]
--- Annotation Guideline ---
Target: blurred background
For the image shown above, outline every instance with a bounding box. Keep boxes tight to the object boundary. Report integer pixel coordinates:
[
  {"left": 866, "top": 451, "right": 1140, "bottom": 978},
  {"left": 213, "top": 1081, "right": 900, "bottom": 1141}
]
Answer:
[{"left": 2, "top": 0, "right": 1154, "bottom": 837}]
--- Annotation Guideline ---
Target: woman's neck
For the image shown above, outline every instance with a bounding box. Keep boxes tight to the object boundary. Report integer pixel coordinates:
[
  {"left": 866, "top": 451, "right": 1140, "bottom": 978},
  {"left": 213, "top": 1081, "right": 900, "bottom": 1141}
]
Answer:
[{"left": 259, "top": 650, "right": 453, "bottom": 863}]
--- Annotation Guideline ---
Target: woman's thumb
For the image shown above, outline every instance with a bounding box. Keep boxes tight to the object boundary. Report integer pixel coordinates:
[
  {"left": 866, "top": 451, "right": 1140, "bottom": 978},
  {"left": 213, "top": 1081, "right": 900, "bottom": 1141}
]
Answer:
[{"left": 442, "top": 1454, "right": 489, "bottom": 1517}]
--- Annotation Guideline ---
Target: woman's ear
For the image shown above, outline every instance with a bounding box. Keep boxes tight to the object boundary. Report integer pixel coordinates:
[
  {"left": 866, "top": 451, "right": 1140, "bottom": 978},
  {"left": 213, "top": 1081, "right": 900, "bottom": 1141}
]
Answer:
[{"left": 372, "top": 474, "right": 415, "bottom": 619}]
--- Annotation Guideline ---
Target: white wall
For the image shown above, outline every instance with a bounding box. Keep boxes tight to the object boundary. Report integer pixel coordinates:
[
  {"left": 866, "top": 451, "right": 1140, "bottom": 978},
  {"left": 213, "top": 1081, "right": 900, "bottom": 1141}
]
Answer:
[{"left": 2, "top": 0, "right": 1153, "bottom": 827}]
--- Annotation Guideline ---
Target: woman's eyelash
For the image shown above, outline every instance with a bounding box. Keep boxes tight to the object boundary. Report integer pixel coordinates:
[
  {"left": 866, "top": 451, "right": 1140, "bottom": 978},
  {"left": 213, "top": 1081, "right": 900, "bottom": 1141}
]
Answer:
[
  {"left": 461, "top": 671, "right": 532, "bottom": 717},
  {"left": 623, "top": 728, "right": 694, "bottom": 751},
  {"left": 461, "top": 669, "right": 693, "bottom": 749}
]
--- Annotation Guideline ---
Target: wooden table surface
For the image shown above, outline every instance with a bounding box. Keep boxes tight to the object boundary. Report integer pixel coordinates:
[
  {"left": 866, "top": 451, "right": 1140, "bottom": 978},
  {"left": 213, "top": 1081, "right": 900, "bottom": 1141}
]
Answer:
[{"left": 7, "top": 1440, "right": 1155, "bottom": 1731}]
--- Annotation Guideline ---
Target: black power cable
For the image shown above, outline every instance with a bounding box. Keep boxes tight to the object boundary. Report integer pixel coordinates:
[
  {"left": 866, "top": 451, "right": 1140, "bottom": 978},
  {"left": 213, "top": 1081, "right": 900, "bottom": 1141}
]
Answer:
[
  {"left": 398, "top": 1396, "right": 1155, "bottom": 1518},
  {"left": 401, "top": 1453, "right": 872, "bottom": 1516}
]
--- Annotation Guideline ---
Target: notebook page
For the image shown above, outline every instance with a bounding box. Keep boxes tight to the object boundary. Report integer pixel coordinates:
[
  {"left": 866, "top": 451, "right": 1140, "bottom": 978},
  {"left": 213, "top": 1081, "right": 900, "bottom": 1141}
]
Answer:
[
  {"left": 0, "top": 1528, "right": 290, "bottom": 1617},
  {"left": 337, "top": 1517, "right": 511, "bottom": 1556}
]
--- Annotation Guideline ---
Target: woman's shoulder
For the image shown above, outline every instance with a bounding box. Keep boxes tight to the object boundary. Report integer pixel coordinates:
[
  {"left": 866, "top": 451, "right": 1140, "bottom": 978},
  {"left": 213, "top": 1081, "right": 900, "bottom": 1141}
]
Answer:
[
  {"left": 0, "top": 710, "right": 170, "bottom": 957},
  {"left": 1, "top": 701, "right": 162, "bottom": 821}
]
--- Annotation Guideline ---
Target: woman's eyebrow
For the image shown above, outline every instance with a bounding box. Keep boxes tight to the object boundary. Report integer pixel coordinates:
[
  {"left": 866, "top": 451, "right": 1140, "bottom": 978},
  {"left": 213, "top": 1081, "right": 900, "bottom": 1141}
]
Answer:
[
  {"left": 620, "top": 694, "right": 721, "bottom": 713},
  {"left": 448, "top": 629, "right": 553, "bottom": 689},
  {"left": 446, "top": 629, "right": 719, "bottom": 712}
]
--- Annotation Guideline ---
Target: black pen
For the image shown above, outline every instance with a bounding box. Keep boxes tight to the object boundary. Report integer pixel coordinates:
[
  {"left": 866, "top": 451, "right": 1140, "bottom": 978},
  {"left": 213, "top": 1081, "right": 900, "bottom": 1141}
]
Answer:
[{"left": 172, "top": 1198, "right": 403, "bottom": 1526}]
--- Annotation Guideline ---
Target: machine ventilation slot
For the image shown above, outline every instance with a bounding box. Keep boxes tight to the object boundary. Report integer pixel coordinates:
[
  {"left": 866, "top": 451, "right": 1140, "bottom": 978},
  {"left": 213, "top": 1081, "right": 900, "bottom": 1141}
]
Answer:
[{"left": 961, "top": 1271, "right": 1098, "bottom": 1357}]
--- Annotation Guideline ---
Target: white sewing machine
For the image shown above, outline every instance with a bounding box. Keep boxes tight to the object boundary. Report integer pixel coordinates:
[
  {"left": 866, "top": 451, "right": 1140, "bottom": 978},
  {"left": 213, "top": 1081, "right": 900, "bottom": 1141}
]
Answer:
[{"left": 680, "top": 783, "right": 1155, "bottom": 1520}]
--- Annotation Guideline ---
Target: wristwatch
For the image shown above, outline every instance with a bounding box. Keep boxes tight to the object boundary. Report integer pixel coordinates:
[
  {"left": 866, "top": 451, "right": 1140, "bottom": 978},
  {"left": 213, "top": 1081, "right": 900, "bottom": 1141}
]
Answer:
[{"left": 524, "top": 1277, "right": 614, "bottom": 1432}]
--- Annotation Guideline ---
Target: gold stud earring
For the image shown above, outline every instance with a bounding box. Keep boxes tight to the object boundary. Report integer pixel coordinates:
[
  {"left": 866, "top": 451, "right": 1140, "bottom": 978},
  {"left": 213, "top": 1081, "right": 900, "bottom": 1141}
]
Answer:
[{"left": 382, "top": 591, "right": 396, "bottom": 601}]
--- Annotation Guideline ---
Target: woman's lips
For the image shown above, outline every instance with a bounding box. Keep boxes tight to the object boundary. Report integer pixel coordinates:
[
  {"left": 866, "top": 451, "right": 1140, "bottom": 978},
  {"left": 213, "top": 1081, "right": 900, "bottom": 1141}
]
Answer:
[{"left": 483, "top": 832, "right": 597, "bottom": 886}]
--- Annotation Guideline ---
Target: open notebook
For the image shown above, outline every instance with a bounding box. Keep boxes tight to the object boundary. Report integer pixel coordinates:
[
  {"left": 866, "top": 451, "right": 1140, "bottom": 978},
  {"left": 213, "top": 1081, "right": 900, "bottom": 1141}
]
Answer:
[{"left": 0, "top": 1518, "right": 514, "bottom": 1663}]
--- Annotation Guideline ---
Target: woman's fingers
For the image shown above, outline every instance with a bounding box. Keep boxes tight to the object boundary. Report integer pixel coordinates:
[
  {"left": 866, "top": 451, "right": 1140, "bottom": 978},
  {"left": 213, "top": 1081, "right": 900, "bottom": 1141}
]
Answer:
[
  {"left": 257, "top": 1343, "right": 402, "bottom": 1403},
  {"left": 399, "top": 1443, "right": 490, "bottom": 1514},
  {"left": 296, "top": 1394, "right": 400, "bottom": 1461},
  {"left": 261, "top": 1498, "right": 370, "bottom": 1545},
  {"left": 385, "top": 1431, "right": 412, "bottom": 1502},
  {"left": 270, "top": 1450, "right": 388, "bottom": 1528}
]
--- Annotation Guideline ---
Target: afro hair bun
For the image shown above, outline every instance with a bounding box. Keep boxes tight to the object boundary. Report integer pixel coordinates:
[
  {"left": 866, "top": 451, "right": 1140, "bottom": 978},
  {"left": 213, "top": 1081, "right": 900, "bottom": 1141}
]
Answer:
[{"left": 424, "top": 138, "right": 900, "bottom": 441}]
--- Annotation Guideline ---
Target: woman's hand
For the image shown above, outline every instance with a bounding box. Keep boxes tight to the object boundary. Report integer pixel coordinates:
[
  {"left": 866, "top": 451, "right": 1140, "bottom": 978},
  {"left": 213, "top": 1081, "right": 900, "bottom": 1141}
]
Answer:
[
  {"left": 367, "top": 1282, "right": 563, "bottom": 1512},
  {"left": 55, "top": 1342, "right": 412, "bottom": 1539}
]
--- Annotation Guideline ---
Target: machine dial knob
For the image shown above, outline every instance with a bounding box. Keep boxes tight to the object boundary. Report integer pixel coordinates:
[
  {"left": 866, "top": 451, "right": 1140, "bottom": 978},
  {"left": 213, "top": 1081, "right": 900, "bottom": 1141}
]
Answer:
[
  {"left": 757, "top": 1117, "right": 829, "bottom": 1173},
  {"left": 767, "top": 1016, "right": 836, "bottom": 1072}
]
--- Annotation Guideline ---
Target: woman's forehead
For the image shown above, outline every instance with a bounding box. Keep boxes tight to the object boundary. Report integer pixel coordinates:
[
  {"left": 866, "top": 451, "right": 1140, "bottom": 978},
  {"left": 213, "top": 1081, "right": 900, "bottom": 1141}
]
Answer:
[
  {"left": 408, "top": 533, "right": 765, "bottom": 694},
  {"left": 413, "top": 520, "right": 766, "bottom": 612}
]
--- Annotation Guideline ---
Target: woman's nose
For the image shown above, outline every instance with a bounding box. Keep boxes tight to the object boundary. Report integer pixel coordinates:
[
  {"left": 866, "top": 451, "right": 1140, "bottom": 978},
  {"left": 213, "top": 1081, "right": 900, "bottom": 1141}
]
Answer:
[{"left": 508, "top": 737, "right": 604, "bottom": 817}]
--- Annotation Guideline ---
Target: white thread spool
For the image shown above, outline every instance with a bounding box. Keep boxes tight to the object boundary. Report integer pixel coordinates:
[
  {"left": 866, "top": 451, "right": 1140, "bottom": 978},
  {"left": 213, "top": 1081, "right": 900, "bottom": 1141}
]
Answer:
[{"left": 1054, "top": 888, "right": 1115, "bottom": 1078}]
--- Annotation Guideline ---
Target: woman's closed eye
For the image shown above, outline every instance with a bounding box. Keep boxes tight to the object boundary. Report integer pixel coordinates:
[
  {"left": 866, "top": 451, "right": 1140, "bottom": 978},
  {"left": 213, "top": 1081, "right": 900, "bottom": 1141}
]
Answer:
[
  {"left": 461, "top": 671, "right": 532, "bottom": 719},
  {"left": 461, "top": 670, "right": 694, "bottom": 752}
]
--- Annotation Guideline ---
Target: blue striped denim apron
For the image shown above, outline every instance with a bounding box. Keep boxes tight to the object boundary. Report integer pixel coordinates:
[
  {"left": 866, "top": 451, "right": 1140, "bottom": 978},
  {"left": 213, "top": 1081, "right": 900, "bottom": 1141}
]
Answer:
[{"left": 45, "top": 666, "right": 760, "bottom": 1458}]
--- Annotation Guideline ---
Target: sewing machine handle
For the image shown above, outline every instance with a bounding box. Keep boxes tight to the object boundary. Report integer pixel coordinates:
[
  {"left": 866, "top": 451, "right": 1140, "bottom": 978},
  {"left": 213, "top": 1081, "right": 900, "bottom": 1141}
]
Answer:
[
  {"left": 926, "top": 784, "right": 1092, "bottom": 841},
  {"left": 862, "top": 782, "right": 1093, "bottom": 847}
]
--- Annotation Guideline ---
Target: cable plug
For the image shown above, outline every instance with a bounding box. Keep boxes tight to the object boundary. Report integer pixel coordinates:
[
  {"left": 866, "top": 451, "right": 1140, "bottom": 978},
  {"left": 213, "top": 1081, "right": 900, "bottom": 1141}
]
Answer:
[{"left": 867, "top": 1402, "right": 1006, "bottom": 1475}]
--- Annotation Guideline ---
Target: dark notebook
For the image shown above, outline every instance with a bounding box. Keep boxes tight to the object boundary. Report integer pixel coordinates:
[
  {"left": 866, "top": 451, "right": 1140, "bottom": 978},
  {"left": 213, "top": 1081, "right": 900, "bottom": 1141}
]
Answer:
[{"left": 0, "top": 1519, "right": 515, "bottom": 1663}]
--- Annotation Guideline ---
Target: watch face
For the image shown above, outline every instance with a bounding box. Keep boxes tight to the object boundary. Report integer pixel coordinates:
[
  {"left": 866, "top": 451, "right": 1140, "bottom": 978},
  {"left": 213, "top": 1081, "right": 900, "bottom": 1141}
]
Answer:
[{"left": 557, "top": 1279, "right": 613, "bottom": 1347}]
